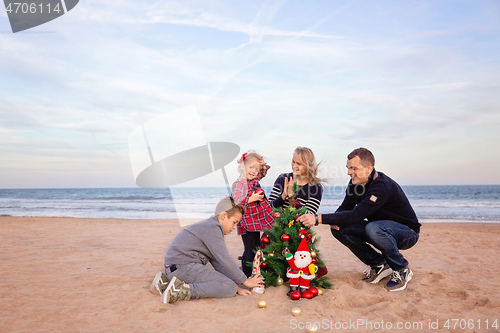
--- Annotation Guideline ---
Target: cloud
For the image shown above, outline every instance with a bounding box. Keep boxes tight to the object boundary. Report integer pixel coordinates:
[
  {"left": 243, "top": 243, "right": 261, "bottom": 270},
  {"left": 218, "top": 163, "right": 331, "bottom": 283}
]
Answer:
[{"left": 1, "top": 0, "right": 500, "bottom": 187}]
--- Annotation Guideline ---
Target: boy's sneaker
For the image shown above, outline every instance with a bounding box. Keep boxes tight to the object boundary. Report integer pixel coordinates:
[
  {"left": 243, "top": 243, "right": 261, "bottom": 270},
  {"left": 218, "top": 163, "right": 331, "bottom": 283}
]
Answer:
[
  {"left": 149, "top": 271, "right": 169, "bottom": 296},
  {"left": 161, "top": 276, "right": 192, "bottom": 304},
  {"left": 362, "top": 264, "right": 392, "bottom": 284},
  {"left": 386, "top": 267, "right": 413, "bottom": 292}
]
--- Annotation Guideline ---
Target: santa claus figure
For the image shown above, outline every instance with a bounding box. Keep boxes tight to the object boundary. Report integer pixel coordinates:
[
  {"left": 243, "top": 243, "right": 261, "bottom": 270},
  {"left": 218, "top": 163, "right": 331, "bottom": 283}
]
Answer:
[{"left": 285, "top": 237, "right": 317, "bottom": 295}]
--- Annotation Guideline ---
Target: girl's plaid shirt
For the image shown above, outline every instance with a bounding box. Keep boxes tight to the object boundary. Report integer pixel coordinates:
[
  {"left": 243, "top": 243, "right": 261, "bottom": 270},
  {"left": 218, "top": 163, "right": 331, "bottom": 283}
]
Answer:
[{"left": 231, "top": 165, "right": 275, "bottom": 235}]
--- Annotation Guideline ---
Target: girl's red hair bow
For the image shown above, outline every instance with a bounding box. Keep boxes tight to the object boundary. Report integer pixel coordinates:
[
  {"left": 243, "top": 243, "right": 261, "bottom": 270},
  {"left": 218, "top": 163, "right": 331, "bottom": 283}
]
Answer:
[{"left": 237, "top": 153, "right": 247, "bottom": 164}]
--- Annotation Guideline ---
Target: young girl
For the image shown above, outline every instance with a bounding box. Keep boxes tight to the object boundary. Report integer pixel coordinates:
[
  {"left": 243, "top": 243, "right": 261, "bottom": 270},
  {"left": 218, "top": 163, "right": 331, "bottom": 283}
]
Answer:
[{"left": 231, "top": 151, "right": 275, "bottom": 277}]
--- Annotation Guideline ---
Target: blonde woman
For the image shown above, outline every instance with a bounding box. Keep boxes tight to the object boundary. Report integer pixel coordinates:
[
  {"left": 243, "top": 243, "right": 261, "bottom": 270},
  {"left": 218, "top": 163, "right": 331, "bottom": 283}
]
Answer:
[{"left": 269, "top": 147, "right": 324, "bottom": 214}]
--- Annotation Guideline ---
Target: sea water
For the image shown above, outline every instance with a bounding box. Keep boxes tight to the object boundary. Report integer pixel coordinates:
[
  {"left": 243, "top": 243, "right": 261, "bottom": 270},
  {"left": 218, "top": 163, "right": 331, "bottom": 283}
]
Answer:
[{"left": 0, "top": 185, "right": 499, "bottom": 223}]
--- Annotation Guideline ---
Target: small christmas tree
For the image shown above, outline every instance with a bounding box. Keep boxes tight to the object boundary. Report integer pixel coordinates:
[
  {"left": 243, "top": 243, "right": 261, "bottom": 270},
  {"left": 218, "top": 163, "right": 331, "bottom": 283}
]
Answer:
[{"left": 259, "top": 186, "right": 332, "bottom": 290}]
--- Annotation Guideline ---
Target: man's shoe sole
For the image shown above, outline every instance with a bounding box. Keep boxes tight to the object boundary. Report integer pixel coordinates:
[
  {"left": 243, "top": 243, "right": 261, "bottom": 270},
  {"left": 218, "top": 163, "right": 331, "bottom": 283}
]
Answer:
[
  {"left": 371, "top": 268, "right": 393, "bottom": 284},
  {"left": 387, "top": 270, "right": 413, "bottom": 292}
]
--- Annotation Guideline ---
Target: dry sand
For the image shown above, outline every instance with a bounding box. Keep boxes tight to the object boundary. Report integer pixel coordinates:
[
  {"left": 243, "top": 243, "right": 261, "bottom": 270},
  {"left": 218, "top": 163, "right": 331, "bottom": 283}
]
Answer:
[{"left": 1, "top": 216, "right": 499, "bottom": 333}]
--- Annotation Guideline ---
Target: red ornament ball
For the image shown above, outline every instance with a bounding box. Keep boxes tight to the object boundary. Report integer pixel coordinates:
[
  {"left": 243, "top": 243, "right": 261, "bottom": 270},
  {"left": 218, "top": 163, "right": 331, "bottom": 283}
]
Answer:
[
  {"left": 302, "top": 290, "right": 314, "bottom": 299},
  {"left": 273, "top": 212, "right": 281, "bottom": 218},
  {"left": 260, "top": 262, "right": 267, "bottom": 268},
  {"left": 290, "top": 290, "right": 301, "bottom": 301},
  {"left": 311, "top": 257, "right": 317, "bottom": 264},
  {"left": 307, "top": 234, "right": 313, "bottom": 241},
  {"left": 261, "top": 236, "right": 270, "bottom": 244},
  {"left": 281, "top": 234, "right": 290, "bottom": 242},
  {"left": 308, "top": 286, "right": 319, "bottom": 297}
]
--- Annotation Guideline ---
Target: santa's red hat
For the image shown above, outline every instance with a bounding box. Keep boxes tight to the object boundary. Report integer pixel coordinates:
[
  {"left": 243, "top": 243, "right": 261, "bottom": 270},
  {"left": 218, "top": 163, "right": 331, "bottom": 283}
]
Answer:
[{"left": 296, "top": 237, "right": 310, "bottom": 254}]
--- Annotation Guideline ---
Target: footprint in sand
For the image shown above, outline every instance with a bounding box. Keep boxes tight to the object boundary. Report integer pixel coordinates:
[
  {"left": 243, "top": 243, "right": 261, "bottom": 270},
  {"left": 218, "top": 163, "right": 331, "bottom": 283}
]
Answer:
[
  {"left": 445, "top": 290, "right": 469, "bottom": 300},
  {"left": 346, "top": 294, "right": 385, "bottom": 308},
  {"left": 426, "top": 272, "right": 445, "bottom": 282}
]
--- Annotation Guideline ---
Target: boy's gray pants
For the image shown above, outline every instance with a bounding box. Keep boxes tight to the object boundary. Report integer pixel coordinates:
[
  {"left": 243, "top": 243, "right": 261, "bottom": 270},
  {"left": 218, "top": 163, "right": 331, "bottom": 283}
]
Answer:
[{"left": 165, "top": 263, "right": 238, "bottom": 299}]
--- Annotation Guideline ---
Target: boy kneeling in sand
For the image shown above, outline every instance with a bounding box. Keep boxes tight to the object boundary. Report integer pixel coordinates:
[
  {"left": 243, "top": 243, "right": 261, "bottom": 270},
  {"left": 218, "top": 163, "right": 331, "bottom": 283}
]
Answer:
[{"left": 150, "top": 196, "right": 265, "bottom": 304}]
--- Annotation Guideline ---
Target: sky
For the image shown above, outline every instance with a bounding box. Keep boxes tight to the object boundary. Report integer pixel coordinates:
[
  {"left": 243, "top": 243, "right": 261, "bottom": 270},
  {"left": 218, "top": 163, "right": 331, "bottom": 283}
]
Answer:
[{"left": 1, "top": 0, "right": 499, "bottom": 189}]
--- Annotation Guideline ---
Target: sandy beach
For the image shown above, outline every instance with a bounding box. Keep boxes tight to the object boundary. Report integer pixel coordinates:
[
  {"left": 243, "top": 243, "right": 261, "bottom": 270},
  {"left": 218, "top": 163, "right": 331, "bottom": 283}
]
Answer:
[{"left": 1, "top": 216, "right": 499, "bottom": 333}]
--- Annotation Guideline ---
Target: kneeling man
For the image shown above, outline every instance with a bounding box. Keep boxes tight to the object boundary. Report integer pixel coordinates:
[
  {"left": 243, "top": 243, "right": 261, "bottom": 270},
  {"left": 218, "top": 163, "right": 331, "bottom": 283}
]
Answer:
[{"left": 299, "top": 148, "right": 420, "bottom": 291}]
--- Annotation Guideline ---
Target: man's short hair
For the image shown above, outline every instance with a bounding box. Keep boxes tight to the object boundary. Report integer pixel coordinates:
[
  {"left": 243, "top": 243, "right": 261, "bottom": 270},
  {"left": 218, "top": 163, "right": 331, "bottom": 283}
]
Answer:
[{"left": 348, "top": 148, "right": 375, "bottom": 167}]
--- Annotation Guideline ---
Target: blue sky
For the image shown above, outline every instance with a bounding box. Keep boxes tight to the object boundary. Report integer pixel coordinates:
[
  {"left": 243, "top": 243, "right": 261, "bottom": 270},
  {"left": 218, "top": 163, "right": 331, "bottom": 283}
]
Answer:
[{"left": 1, "top": 0, "right": 499, "bottom": 188}]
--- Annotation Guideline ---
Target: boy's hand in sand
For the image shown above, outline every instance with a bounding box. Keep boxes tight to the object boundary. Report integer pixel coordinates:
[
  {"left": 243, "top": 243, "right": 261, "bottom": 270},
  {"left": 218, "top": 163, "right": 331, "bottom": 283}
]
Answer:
[{"left": 237, "top": 285, "right": 251, "bottom": 296}]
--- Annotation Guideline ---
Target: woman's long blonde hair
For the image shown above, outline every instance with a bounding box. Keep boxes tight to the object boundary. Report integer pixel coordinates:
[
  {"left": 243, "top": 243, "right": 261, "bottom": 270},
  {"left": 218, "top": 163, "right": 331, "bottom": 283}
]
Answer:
[{"left": 293, "top": 146, "right": 324, "bottom": 186}]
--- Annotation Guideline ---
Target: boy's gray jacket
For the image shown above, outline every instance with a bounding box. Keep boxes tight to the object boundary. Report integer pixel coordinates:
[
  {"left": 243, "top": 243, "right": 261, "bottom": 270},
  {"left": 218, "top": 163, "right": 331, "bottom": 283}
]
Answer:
[{"left": 164, "top": 216, "right": 247, "bottom": 285}]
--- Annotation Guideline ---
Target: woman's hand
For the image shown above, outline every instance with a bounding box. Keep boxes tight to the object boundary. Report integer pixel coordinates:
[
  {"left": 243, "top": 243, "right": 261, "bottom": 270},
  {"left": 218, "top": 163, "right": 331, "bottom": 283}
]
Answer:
[{"left": 282, "top": 176, "right": 296, "bottom": 200}]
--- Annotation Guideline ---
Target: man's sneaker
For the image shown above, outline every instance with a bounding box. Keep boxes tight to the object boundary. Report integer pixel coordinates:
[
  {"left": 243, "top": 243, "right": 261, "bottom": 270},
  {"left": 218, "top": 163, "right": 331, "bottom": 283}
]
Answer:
[
  {"left": 149, "top": 271, "right": 169, "bottom": 296},
  {"left": 161, "top": 276, "right": 192, "bottom": 304},
  {"left": 362, "top": 264, "right": 393, "bottom": 284},
  {"left": 386, "top": 267, "right": 413, "bottom": 292}
]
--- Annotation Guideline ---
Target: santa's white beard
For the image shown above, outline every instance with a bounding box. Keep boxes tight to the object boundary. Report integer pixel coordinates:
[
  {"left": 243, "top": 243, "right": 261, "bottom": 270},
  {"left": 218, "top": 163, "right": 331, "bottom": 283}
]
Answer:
[{"left": 294, "top": 254, "right": 311, "bottom": 269}]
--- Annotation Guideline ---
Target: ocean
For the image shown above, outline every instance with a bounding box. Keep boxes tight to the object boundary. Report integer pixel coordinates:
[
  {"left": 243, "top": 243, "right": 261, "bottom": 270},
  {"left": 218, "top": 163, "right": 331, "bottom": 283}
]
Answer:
[{"left": 1, "top": 185, "right": 499, "bottom": 223}]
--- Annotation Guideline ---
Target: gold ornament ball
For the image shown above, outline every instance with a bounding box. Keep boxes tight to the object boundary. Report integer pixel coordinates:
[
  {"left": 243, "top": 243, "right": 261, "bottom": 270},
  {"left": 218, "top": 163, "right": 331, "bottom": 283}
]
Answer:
[
  {"left": 310, "top": 250, "right": 317, "bottom": 258},
  {"left": 277, "top": 277, "right": 284, "bottom": 286},
  {"left": 307, "top": 324, "right": 319, "bottom": 333},
  {"left": 257, "top": 300, "right": 267, "bottom": 309},
  {"left": 291, "top": 307, "right": 301, "bottom": 317},
  {"left": 318, "top": 288, "right": 323, "bottom": 296}
]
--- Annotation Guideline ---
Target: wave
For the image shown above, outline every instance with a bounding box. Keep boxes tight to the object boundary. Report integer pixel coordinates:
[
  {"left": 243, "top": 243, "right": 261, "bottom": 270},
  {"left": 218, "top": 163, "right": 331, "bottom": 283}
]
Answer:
[{"left": 93, "top": 196, "right": 170, "bottom": 201}]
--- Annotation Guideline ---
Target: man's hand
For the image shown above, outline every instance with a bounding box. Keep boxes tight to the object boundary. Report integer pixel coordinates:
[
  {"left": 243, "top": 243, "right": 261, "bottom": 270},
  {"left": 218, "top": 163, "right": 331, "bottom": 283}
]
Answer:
[
  {"left": 243, "top": 274, "right": 265, "bottom": 289},
  {"left": 297, "top": 213, "right": 315, "bottom": 227}
]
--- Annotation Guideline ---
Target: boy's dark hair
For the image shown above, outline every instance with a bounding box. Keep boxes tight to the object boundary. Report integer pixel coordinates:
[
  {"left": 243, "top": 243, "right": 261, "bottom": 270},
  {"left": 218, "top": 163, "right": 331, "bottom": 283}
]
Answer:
[
  {"left": 215, "top": 196, "right": 245, "bottom": 217},
  {"left": 226, "top": 197, "right": 245, "bottom": 217},
  {"left": 348, "top": 147, "right": 375, "bottom": 167}
]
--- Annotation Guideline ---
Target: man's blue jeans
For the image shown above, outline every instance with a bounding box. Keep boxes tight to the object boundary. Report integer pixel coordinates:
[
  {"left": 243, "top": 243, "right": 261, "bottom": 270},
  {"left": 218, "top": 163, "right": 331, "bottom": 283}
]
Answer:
[{"left": 331, "top": 220, "right": 419, "bottom": 271}]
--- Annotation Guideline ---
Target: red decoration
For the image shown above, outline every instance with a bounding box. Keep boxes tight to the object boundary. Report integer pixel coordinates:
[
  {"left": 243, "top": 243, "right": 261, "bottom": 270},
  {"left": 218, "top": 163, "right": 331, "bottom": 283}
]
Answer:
[
  {"left": 290, "top": 290, "right": 301, "bottom": 300},
  {"left": 299, "top": 229, "right": 310, "bottom": 240},
  {"left": 281, "top": 234, "right": 290, "bottom": 242},
  {"left": 260, "top": 261, "right": 267, "bottom": 268},
  {"left": 237, "top": 153, "right": 247, "bottom": 163},
  {"left": 301, "top": 290, "right": 314, "bottom": 299},
  {"left": 311, "top": 257, "right": 317, "bottom": 264},
  {"left": 261, "top": 236, "right": 270, "bottom": 244},
  {"left": 273, "top": 212, "right": 281, "bottom": 218},
  {"left": 317, "top": 266, "right": 328, "bottom": 278},
  {"left": 308, "top": 286, "right": 319, "bottom": 297}
]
